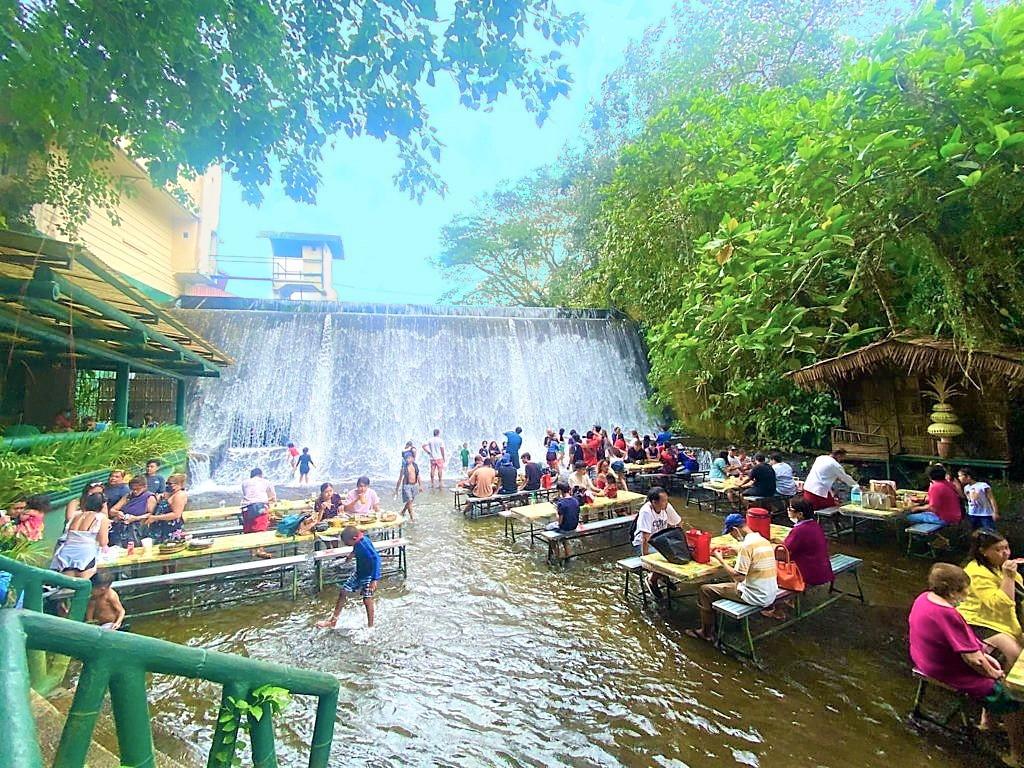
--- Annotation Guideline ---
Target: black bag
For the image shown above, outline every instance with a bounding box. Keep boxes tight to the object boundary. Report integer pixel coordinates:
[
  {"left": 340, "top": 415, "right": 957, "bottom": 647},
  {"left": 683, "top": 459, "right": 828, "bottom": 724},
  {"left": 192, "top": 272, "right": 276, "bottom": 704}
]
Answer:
[{"left": 648, "top": 527, "right": 691, "bottom": 564}]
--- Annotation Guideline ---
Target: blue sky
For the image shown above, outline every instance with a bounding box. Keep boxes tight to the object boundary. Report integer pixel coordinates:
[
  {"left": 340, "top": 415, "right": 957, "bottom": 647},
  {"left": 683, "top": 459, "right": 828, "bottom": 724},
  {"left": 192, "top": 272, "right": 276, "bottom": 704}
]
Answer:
[{"left": 214, "top": 1, "right": 667, "bottom": 304}]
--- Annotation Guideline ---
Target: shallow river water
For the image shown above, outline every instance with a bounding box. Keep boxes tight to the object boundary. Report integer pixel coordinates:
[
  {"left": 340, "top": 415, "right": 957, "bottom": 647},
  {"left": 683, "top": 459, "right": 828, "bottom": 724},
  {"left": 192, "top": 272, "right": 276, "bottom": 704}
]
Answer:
[{"left": 132, "top": 488, "right": 980, "bottom": 768}]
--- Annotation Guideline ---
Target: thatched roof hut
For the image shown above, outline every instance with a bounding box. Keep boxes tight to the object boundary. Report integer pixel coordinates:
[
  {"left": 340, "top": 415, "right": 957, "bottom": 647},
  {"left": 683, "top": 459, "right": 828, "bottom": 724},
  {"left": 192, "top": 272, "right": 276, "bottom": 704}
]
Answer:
[
  {"left": 790, "top": 335, "right": 1024, "bottom": 475},
  {"left": 791, "top": 336, "right": 1024, "bottom": 391}
]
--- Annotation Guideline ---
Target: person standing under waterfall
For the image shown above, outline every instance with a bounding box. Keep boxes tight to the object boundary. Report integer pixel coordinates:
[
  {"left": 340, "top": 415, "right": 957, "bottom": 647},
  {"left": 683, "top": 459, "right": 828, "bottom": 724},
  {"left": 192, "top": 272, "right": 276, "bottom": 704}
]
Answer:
[
  {"left": 296, "top": 447, "right": 315, "bottom": 486},
  {"left": 423, "top": 429, "right": 447, "bottom": 489},
  {"left": 504, "top": 426, "right": 524, "bottom": 470}
]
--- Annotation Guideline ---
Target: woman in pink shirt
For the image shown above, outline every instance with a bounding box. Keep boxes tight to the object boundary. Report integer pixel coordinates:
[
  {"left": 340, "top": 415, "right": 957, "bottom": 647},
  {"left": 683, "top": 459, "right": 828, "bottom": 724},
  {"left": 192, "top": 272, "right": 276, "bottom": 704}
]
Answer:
[
  {"left": 907, "top": 465, "right": 964, "bottom": 526},
  {"left": 909, "top": 563, "right": 1024, "bottom": 765},
  {"left": 4, "top": 496, "right": 47, "bottom": 541}
]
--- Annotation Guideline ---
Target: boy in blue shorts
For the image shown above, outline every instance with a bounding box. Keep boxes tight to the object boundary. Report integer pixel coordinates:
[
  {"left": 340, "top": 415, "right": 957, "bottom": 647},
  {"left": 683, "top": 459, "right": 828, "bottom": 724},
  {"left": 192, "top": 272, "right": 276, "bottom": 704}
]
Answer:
[{"left": 316, "top": 526, "right": 382, "bottom": 628}]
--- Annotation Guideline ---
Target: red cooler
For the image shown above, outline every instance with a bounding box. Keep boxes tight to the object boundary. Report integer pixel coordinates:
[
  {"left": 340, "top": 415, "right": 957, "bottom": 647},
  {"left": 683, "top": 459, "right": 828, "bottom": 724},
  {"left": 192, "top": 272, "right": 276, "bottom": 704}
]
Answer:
[
  {"left": 746, "top": 507, "right": 771, "bottom": 540},
  {"left": 686, "top": 529, "right": 712, "bottom": 564}
]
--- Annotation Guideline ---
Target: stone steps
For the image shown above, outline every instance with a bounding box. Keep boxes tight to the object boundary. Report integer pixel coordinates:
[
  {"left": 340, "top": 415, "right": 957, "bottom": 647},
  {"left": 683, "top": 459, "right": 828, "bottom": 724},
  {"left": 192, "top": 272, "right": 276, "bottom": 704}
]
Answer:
[{"left": 32, "top": 687, "right": 198, "bottom": 768}]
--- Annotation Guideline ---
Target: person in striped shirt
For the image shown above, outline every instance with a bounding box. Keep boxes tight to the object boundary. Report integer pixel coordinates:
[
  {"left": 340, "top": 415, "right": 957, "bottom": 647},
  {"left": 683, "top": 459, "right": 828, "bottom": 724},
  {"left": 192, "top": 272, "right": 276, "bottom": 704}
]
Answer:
[{"left": 689, "top": 513, "right": 778, "bottom": 643}]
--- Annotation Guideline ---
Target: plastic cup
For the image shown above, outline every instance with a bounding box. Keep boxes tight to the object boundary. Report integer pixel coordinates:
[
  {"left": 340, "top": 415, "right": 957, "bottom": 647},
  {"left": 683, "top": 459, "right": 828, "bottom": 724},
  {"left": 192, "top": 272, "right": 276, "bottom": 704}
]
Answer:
[{"left": 141, "top": 537, "right": 154, "bottom": 552}]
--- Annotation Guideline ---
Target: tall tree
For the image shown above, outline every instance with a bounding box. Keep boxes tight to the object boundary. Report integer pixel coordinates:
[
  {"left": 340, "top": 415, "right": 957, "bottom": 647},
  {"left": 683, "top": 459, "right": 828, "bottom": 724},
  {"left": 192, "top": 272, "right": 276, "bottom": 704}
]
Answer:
[
  {"left": 434, "top": 169, "right": 579, "bottom": 305},
  {"left": 589, "top": 0, "right": 1024, "bottom": 444},
  {"left": 436, "top": 0, "right": 916, "bottom": 306},
  {"left": 0, "top": 0, "right": 584, "bottom": 232}
]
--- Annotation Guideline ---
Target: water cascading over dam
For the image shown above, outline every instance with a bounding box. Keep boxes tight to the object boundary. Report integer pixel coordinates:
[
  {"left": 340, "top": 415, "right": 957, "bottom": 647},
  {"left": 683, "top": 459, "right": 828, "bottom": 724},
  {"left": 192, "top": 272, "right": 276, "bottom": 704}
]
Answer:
[{"left": 174, "top": 303, "right": 653, "bottom": 486}]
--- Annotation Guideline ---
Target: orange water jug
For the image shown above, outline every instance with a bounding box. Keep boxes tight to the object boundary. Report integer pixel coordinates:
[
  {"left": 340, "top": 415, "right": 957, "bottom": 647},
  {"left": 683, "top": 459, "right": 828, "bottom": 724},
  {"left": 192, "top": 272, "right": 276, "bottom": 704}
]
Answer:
[
  {"left": 746, "top": 507, "right": 771, "bottom": 540},
  {"left": 686, "top": 528, "right": 712, "bottom": 564}
]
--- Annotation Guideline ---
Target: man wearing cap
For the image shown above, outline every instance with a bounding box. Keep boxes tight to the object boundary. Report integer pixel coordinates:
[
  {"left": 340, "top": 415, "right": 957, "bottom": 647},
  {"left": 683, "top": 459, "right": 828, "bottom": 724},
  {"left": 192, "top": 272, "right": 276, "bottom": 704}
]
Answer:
[{"left": 689, "top": 513, "right": 778, "bottom": 643}]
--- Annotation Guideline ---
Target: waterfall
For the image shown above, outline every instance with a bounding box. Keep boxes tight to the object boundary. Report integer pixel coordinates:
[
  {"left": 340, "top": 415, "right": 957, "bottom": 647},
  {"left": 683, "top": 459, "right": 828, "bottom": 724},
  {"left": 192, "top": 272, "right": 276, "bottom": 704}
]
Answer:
[{"left": 175, "top": 305, "right": 654, "bottom": 486}]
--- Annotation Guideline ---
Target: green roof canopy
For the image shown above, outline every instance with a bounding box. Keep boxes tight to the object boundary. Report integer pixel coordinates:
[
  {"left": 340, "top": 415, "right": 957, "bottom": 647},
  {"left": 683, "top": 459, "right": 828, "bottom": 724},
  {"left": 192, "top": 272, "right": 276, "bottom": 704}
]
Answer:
[{"left": 0, "top": 229, "right": 232, "bottom": 379}]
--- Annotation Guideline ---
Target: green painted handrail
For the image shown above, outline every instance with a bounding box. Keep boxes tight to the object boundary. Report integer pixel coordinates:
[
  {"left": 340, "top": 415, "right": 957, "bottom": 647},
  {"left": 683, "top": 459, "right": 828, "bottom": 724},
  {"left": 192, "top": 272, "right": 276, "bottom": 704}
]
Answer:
[
  {"left": 0, "top": 555, "right": 91, "bottom": 695},
  {"left": 0, "top": 610, "right": 339, "bottom": 768}
]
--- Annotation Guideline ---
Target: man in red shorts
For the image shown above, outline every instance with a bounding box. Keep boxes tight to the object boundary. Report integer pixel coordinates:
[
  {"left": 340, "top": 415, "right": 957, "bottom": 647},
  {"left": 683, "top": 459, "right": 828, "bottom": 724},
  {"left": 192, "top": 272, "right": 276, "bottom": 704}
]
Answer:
[
  {"left": 240, "top": 467, "right": 277, "bottom": 558},
  {"left": 802, "top": 448, "right": 859, "bottom": 510}
]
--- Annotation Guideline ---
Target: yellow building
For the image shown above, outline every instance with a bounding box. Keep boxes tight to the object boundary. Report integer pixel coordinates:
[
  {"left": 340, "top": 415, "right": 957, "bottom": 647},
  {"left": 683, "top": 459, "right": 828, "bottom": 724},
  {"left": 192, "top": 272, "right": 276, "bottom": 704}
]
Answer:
[
  {"left": 34, "top": 147, "right": 222, "bottom": 300},
  {"left": 0, "top": 147, "right": 231, "bottom": 429}
]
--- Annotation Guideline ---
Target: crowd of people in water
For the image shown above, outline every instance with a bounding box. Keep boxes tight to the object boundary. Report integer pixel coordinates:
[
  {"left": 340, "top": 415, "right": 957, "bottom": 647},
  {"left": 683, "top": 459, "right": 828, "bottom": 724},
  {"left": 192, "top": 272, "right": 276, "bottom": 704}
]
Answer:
[{"left": 2, "top": 421, "right": 1021, "bottom": 761}]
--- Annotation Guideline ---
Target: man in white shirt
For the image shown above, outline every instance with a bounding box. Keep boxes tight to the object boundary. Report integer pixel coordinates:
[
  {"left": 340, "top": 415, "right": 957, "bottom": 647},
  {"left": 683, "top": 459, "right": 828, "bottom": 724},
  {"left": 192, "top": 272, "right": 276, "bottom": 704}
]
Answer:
[
  {"left": 422, "top": 428, "right": 447, "bottom": 489},
  {"left": 802, "top": 448, "right": 858, "bottom": 510},
  {"left": 770, "top": 453, "right": 797, "bottom": 497},
  {"left": 633, "top": 486, "right": 683, "bottom": 600}
]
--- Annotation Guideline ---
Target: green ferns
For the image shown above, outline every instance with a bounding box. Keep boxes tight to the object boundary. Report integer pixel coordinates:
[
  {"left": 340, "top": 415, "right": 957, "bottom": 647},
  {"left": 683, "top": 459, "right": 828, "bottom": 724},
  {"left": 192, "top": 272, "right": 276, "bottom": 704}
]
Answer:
[{"left": 0, "top": 427, "right": 188, "bottom": 508}]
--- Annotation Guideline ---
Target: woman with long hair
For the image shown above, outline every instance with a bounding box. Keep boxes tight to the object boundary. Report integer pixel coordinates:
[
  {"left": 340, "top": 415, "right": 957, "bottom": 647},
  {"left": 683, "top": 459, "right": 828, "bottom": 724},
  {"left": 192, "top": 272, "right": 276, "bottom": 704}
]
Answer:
[{"left": 958, "top": 529, "right": 1024, "bottom": 671}]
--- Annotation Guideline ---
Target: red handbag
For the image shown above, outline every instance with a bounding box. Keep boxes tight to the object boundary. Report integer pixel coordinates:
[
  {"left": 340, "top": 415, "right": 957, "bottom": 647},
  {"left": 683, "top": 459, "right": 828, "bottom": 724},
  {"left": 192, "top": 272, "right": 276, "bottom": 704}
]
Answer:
[{"left": 775, "top": 545, "right": 805, "bottom": 592}]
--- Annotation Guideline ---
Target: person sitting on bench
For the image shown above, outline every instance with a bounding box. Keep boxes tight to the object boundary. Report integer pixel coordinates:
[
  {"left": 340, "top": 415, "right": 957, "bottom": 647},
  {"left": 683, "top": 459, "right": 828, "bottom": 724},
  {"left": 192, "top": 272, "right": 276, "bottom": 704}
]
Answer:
[
  {"left": 774, "top": 499, "right": 833, "bottom": 587},
  {"left": 519, "top": 453, "right": 543, "bottom": 492},
  {"left": 632, "top": 486, "right": 682, "bottom": 600},
  {"left": 569, "top": 461, "right": 600, "bottom": 498},
  {"left": 462, "top": 458, "right": 497, "bottom": 514},
  {"left": 689, "top": 513, "right": 777, "bottom": 643},
  {"left": 907, "top": 465, "right": 963, "bottom": 527},
  {"left": 909, "top": 563, "right": 1024, "bottom": 766},
  {"left": 957, "top": 529, "right": 1024, "bottom": 715},
  {"left": 496, "top": 455, "right": 519, "bottom": 496},
  {"left": 733, "top": 453, "right": 776, "bottom": 504},
  {"left": 545, "top": 482, "right": 581, "bottom": 561}
]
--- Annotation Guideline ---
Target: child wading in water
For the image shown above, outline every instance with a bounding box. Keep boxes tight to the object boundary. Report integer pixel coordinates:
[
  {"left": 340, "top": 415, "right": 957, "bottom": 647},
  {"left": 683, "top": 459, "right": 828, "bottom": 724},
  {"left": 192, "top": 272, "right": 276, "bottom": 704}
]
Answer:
[
  {"left": 460, "top": 442, "right": 470, "bottom": 473},
  {"left": 395, "top": 452, "right": 424, "bottom": 520},
  {"left": 297, "top": 447, "right": 315, "bottom": 485},
  {"left": 87, "top": 571, "right": 125, "bottom": 629},
  {"left": 317, "top": 526, "right": 382, "bottom": 629}
]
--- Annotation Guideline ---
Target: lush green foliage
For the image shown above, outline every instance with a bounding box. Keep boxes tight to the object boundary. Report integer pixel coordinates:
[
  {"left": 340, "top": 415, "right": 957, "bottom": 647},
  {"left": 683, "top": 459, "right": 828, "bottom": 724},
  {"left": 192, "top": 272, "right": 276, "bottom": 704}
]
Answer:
[
  {"left": 583, "top": 1, "right": 1024, "bottom": 444},
  {"left": 0, "top": 426, "right": 188, "bottom": 507},
  {"left": 0, "top": 0, "right": 584, "bottom": 231},
  {"left": 215, "top": 685, "right": 291, "bottom": 767},
  {"left": 442, "top": 1, "right": 1024, "bottom": 447},
  {"left": 435, "top": 1, "right": 916, "bottom": 307}
]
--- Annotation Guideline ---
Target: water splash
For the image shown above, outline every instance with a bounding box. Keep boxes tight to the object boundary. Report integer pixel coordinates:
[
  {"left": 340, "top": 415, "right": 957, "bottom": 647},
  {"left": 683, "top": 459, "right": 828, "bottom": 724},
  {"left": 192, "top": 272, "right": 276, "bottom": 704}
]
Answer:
[{"left": 176, "top": 306, "right": 653, "bottom": 485}]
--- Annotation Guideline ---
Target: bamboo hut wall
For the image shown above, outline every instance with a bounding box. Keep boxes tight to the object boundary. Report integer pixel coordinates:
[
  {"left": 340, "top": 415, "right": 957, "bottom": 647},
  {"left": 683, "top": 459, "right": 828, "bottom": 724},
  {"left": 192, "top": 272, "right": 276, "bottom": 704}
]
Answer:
[{"left": 836, "top": 369, "right": 1010, "bottom": 461}]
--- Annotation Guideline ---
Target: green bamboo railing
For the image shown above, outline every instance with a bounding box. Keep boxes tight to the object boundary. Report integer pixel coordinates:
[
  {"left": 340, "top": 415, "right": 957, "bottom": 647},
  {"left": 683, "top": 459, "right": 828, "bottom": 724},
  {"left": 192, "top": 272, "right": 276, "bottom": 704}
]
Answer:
[
  {"left": 0, "top": 554, "right": 91, "bottom": 695},
  {"left": 0, "top": 610, "right": 340, "bottom": 768}
]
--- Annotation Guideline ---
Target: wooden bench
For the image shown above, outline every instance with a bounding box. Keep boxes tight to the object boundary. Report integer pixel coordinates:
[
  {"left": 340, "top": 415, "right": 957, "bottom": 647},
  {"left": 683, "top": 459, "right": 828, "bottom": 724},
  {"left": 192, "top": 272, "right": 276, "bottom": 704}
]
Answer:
[
  {"left": 498, "top": 508, "right": 520, "bottom": 541},
  {"left": 905, "top": 522, "right": 948, "bottom": 558},
  {"left": 187, "top": 524, "right": 244, "bottom": 538},
  {"left": 813, "top": 506, "right": 844, "bottom": 539},
  {"left": 712, "top": 553, "right": 865, "bottom": 662},
  {"left": 910, "top": 668, "right": 972, "bottom": 732},
  {"left": 537, "top": 514, "right": 635, "bottom": 565},
  {"left": 310, "top": 537, "right": 408, "bottom": 591},
  {"left": 616, "top": 556, "right": 648, "bottom": 607},
  {"left": 113, "top": 554, "right": 309, "bottom": 617}
]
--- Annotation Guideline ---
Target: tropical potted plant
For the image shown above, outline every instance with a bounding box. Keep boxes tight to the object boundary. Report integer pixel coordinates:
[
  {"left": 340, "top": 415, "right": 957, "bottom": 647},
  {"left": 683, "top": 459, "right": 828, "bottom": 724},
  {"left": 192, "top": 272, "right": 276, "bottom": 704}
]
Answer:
[{"left": 924, "top": 375, "right": 964, "bottom": 459}]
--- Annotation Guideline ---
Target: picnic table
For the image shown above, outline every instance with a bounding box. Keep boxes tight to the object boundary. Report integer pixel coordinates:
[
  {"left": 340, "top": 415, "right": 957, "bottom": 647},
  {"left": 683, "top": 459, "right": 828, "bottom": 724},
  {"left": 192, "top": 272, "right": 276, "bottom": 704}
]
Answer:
[
  {"left": 183, "top": 498, "right": 314, "bottom": 524},
  {"left": 624, "top": 461, "right": 662, "bottom": 475},
  {"left": 98, "top": 515, "right": 405, "bottom": 573},
  {"left": 837, "top": 489, "right": 925, "bottom": 542},
  {"left": 1005, "top": 650, "right": 1024, "bottom": 699},
  {"left": 641, "top": 524, "right": 790, "bottom": 585},
  {"left": 451, "top": 485, "right": 559, "bottom": 516},
  {"left": 503, "top": 491, "right": 646, "bottom": 545},
  {"left": 696, "top": 478, "right": 744, "bottom": 515}
]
